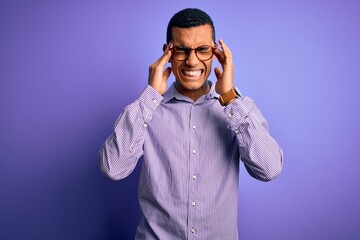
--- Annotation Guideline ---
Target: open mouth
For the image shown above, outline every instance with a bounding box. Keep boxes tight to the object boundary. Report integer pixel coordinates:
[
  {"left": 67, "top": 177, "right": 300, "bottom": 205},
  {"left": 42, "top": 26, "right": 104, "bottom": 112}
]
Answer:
[{"left": 181, "top": 69, "right": 204, "bottom": 79}]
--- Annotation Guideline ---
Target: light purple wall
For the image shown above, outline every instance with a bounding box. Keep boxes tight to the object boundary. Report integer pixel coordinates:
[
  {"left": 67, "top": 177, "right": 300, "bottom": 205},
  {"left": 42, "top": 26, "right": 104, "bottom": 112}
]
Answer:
[{"left": 1, "top": 0, "right": 359, "bottom": 239}]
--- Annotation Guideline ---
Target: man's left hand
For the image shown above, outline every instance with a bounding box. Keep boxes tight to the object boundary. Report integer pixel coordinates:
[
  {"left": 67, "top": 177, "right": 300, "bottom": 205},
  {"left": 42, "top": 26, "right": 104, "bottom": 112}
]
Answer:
[{"left": 213, "top": 39, "right": 234, "bottom": 95}]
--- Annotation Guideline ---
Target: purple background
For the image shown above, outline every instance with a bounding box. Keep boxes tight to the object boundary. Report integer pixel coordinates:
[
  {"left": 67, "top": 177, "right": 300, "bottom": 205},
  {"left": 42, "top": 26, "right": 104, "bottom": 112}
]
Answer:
[{"left": 1, "top": 0, "right": 359, "bottom": 239}]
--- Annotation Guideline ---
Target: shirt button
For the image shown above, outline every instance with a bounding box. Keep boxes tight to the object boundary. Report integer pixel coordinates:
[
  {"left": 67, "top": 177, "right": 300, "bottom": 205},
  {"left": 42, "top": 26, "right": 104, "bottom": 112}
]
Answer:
[
  {"left": 192, "top": 149, "right": 196, "bottom": 155},
  {"left": 192, "top": 201, "right": 196, "bottom": 206},
  {"left": 191, "top": 227, "right": 196, "bottom": 233},
  {"left": 152, "top": 99, "right": 158, "bottom": 104},
  {"left": 227, "top": 113, "right": 233, "bottom": 118},
  {"left": 143, "top": 123, "right": 148, "bottom": 128},
  {"left": 234, "top": 129, "right": 239, "bottom": 134},
  {"left": 192, "top": 174, "right": 197, "bottom": 180},
  {"left": 192, "top": 125, "right": 196, "bottom": 130}
]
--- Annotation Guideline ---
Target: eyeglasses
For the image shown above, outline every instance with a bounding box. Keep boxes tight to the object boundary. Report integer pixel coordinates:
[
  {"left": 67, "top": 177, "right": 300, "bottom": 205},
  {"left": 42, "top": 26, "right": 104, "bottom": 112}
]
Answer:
[{"left": 169, "top": 43, "right": 217, "bottom": 61}]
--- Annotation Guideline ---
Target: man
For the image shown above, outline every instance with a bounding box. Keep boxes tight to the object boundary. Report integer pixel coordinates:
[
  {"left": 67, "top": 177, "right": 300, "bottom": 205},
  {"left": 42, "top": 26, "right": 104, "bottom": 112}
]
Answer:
[{"left": 99, "top": 8, "right": 283, "bottom": 240}]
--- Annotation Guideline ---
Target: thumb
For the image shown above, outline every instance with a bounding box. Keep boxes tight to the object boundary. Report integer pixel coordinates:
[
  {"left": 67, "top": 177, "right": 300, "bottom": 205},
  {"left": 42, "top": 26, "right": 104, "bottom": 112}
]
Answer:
[
  {"left": 163, "top": 67, "right": 172, "bottom": 81},
  {"left": 214, "top": 67, "right": 222, "bottom": 80}
]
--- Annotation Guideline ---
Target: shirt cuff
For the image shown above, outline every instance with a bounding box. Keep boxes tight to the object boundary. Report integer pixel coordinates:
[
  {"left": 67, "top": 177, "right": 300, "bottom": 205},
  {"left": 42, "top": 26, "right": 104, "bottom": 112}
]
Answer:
[
  {"left": 224, "top": 97, "right": 254, "bottom": 132},
  {"left": 138, "top": 85, "right": 164, "bottom": 111}
]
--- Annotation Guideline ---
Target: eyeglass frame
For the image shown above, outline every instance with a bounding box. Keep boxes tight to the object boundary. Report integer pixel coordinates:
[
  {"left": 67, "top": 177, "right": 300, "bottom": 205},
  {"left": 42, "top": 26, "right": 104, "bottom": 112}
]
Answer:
[{"left": 168, "top": 42, "right": 218, "bottom": 61}]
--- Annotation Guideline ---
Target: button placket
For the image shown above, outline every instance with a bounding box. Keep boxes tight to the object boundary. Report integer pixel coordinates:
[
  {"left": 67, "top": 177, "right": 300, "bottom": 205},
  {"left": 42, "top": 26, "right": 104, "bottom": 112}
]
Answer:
[{"left": 188, "top": 104, "right": 198, "bottom": 236}]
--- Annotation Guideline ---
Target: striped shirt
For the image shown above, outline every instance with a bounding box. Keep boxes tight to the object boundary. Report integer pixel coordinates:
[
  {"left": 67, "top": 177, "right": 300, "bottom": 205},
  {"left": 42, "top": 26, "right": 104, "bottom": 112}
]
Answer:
[{"left": 99, "top": 81, "right": 283, "bottom": 239}]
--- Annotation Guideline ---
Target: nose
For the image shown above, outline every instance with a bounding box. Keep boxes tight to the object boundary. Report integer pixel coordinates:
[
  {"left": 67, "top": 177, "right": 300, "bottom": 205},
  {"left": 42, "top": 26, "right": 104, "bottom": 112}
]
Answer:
[{"left": 185, "top": 49, "right": 200, "bottom": 66}]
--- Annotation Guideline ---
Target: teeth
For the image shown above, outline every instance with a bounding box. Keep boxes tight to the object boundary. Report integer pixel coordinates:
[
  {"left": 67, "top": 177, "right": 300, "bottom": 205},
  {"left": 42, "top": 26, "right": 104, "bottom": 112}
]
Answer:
[{"left": 183, "top": 70, "right": 202, "bottom": 77}]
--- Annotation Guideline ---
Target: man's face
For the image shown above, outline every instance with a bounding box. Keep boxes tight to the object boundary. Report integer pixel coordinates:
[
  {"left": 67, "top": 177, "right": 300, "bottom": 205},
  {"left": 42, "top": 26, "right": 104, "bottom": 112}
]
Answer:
[{"left": 170, "top": 24, "right": 215, "bottom": 93}]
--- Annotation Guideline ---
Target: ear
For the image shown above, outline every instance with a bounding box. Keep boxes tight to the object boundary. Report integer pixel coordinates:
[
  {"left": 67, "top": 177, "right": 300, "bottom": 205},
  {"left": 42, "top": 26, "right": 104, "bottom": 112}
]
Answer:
[
  {"left": 163, "top": 43, "right": 168, "bottom": 52},
  {"left": 163, "top": 43, "right": 172, "bottom": 63}
]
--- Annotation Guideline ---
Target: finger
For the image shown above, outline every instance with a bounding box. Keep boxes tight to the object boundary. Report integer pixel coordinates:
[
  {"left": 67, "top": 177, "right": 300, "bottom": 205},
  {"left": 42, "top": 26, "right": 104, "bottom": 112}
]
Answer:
[
  {"left": 162, "top": 67, "right": 172, "bottom": 81},
  {"left": 158, "top": 47, "right": 172, "bottom": 66},
  {"left": 213, "top": 48, "right": 226, "bottom": 64},
  {"left": 214, "top": 66, "right": 222, "bottom": 80},
  {"left": 219, "top": 39, "right": 231, "bottom": 60},
  {"left": 153, "top": 45, "right": 172, "bottom": 67},
  {"left": 219, "top": 39, "right": 232, "bottom": 62}
]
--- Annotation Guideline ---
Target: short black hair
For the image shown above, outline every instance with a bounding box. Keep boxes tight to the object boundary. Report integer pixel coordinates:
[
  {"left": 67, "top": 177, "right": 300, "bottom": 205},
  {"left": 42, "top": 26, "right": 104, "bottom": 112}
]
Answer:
[{"left": 166, "top": 8, "right": 216, "bottom": 44}]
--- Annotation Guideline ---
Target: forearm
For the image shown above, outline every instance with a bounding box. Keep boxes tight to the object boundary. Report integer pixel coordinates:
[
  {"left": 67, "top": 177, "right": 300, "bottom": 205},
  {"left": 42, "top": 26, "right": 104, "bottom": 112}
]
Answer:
[
  {"left": 99, "top": 85, "right": 163, "bottom": 180},
  {"left": 224, "top": 97, "right": 283, "bottom": 181}
]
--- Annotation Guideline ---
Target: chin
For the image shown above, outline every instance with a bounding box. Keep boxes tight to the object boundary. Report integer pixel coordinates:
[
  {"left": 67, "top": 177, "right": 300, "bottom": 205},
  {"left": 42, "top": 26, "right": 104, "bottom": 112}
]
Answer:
[{"left": 178, "top": 79, "right": 207, "bottom": 90}]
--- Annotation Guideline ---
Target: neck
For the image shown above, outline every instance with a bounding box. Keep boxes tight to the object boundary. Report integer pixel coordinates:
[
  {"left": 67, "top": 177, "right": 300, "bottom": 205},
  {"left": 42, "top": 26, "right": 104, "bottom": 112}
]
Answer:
[{"left": 175, "top": 81, "right": 210, "bottom": 102}]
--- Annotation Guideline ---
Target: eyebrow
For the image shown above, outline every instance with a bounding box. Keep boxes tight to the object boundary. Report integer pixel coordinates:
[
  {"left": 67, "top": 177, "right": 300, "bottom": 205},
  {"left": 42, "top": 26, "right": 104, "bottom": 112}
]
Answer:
[
  {"left": 171, "top": 41, "right": 213, "bottom": 47},
  {"left": 173, "top": 44, "right": 213, "bottom": 48}
]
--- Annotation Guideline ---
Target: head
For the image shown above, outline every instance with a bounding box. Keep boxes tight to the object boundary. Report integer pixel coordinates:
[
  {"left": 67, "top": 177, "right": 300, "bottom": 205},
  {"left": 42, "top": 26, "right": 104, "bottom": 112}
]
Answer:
[
  {"left": 166, "top": 8, "right": 216, "bottom": 45},
  {"left": 166, "top": 8, "right": 217, "bottom": 99}
]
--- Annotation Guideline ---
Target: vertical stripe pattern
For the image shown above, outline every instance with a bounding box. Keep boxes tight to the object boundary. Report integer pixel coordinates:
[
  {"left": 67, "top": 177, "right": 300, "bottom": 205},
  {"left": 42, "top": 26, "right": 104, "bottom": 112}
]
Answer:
[{"left": 99, "top": 82, "right": 283, "bottom": 239}]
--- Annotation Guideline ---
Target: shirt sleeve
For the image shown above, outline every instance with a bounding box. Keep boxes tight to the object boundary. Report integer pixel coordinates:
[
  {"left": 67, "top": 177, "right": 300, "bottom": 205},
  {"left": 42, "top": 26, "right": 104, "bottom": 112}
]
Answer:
[
  {"left": 99, "top": 85, "right": 163, "bottom": 180},
  {"left": 224, "top": 97, "right": 284, "bottom": 181}
]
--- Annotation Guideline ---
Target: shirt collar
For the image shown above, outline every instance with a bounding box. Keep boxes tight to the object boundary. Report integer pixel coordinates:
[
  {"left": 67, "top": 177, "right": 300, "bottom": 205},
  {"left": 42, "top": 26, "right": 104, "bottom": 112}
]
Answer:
[{"left": 162, "top": 81, "right": 220, "bottom": 103}]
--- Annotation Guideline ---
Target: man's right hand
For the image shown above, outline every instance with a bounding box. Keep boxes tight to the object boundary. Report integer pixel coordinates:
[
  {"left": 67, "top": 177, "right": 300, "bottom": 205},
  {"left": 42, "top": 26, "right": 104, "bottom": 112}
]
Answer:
[{"left": 148, "top": 44, "right": 173, "bottom": 95}]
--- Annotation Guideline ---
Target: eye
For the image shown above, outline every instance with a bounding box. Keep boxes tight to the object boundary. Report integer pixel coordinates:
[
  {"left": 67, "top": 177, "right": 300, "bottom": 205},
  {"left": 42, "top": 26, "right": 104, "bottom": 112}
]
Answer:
[
  {"left": 196, "top": 46, "right": 211, "bottom": 53},
  {"left": 174, "top": 46, "right": 189, "bottom": 53}
]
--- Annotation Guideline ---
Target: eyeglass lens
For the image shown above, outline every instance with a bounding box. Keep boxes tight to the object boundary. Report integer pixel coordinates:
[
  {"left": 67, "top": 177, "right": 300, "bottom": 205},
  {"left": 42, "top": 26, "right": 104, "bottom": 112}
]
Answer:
[{"left": 171, "top": 46, "right": 214, "bottom": 61}]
